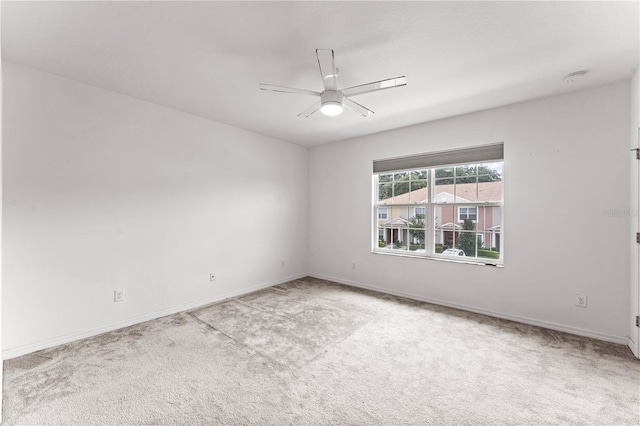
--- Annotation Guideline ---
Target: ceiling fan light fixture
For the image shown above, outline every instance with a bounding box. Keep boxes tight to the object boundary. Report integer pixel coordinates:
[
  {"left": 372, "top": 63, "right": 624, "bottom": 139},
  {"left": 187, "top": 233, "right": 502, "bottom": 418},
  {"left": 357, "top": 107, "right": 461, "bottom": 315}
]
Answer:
[
  {"left": 320, "top": 101, "right": 343, "bottom": 116},
  {"left": 320, "top": 90, "right": 344, "bottom": 116}
]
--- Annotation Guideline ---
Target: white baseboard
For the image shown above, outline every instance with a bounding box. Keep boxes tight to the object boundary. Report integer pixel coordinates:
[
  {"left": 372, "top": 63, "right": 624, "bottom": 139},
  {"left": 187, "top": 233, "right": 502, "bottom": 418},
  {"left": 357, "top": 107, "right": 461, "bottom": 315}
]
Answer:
[
  {"left": 2, "top": 274, "right": 306, "bottom": 360},
  {"left": 309, "top": 273, "right": 630, "bottom": 346},
  {"left": 629, "top": 337, "right": 640, "bottom": 358}
]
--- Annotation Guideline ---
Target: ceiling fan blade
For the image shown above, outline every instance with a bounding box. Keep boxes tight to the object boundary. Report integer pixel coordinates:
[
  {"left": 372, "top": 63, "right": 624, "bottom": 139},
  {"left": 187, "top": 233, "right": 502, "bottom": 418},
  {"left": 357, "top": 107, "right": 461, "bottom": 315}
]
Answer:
[
  {"left": 341, "top": 76, "right": 407, "bottom": 97},
  {"left": 316, "top": 49, "right": 338, "bottom": 91},
  {"left": 344, "top": 97, "right": 374, "bottom": 117},
  {"left": 259, "top": 83, "right": 321, "bottom": 97},
  {"left": 298, "top": 100, "right": 321, "bottom": 118}
]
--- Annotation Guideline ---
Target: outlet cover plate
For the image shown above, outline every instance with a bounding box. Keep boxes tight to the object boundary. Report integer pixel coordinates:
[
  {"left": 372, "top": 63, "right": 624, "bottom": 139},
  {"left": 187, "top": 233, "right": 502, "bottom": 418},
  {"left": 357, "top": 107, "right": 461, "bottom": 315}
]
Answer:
[
  {"left": 114, "top": 290, "right": 125, "bottom": 302},
  {"left": 575, "top": 294, "right": 587, "bottom": 308}
]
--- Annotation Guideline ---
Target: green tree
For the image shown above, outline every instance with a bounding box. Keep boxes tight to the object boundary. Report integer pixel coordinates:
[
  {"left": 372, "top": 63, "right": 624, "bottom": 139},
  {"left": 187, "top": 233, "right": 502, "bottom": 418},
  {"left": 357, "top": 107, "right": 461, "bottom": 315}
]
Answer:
[
  {"left": 378, "top": 170, "right": 428, "bottom": 201},
  {"left": 456, "top": 218, "right": 477, "bottom": 256},
  {"left": 435, "top": 164, "right": 501, "bottom": 183},
  {"left": 408, "top": 214, "right": 425, "bottom": 247}
]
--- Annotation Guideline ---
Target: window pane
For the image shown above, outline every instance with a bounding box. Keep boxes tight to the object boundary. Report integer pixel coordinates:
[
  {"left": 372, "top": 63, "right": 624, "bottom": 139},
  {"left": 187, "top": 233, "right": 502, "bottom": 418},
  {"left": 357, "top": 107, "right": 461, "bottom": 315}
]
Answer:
[
  {"left": 378, "top": 173, "right": 393, "bottom": 183},
  {"left": 455, "top": 164, "right": 476, "bottom": 177},
  {"left": 377, "top": 207, "right": 389, "bottom": 221},
  {"left": 384, "top": 206, "right": 408, "bottom": 250},
  {"left": 435, "top": 166, "right": 454, "bottom": 180},
  {"left": 477, "top": 205, "right": 495, "bottom": 229},
  {"left": 409, "top": 180, "right": 427, "bottom": 203},
  {"left": 434, "top": 205, "right": 453, "bottom": 228},
  {"left": 455, "top": 204, "right": 478, "bottom": 256},
  {"left": 377, "top": 228, "right": 389, "bottom": 248},
  {"left": 393, "top": 180, "right": 410, "bottom": 200},
  {"left": 394, "top": 171, "right": 408, "bottom": 181},
  {"left": 411, "top": 170, "right": 428, "bottom": 180},
  {"left": 390, "top": 228, "right": 408, "bottom": 250},
  {"left": 408, "top": 212, "right": 424, "bottom": 229},
  {"left": 378, "top": 183, "right": 393, "bottom": 203},
  {"left": 477, "top": 162, "right": 503, "bottom": 202},
  {"left": 408, "top": 209, "right": 425, "bottom": 252},
  {"left": 454, "top": 176, "right": 477, "bottom": 202},
  {"left": 435, "top": 179, "right": 454, "bottom": 203},
  {"left": 451, "top": 206, "right": 500, "bottom": 259},
  {"left": 490, "top": 206, "right": 501, "bottom": 227},
  {"left": 479, "top": 162, "right": 503, "bottom": 177},
  {"left": 434, "top": 205, "right": 458, "bottom": 251},
  {"left": 477, "top": 203, "right": 502, "bottom": 259},
  {"left": 455, "top": 230, "right": 477, "bottom": 257},
  {"left": 478, "top": 177, "right": 502, "bottom": 202},
  {"left": 477, "top": 206, "right": 501, "bottom": 259},
  {"left": 476, "top": 229, "right": 499, "bottom": 260}
]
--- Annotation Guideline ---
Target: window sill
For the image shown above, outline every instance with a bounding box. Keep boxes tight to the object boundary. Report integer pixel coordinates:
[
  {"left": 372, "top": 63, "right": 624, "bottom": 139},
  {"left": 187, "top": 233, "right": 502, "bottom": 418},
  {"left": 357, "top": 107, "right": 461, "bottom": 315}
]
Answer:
[{"left": 371, "top": 249, "right": 503, "bottom": 267}]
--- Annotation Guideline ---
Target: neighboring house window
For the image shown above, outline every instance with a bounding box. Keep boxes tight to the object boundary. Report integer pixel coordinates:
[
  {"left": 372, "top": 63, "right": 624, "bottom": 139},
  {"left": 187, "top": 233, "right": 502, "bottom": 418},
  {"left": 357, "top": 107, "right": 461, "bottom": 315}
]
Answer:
[
  {"left": 458, "top": 206, "right": 477, "bottom": 221},
  {"left": 373, "top": 143, "right": 503, "bottom": 264}
]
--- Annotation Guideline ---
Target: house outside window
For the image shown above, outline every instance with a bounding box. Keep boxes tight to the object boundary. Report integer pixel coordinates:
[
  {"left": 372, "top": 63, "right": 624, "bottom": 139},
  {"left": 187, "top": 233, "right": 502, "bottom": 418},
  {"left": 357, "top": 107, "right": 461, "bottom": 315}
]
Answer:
[{"left": 373, "top": 143, "right": 503, "bottom": 264}]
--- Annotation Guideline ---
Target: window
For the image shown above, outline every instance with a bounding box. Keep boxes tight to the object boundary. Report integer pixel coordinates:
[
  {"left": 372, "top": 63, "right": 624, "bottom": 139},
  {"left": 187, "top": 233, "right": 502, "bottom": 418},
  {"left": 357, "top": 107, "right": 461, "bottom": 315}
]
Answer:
[
  {"left": 373, "top": 143, "right": 503, "bottom": 264},
  {"left": 458, "top": 206, "right": 477, "bottom": 221}
]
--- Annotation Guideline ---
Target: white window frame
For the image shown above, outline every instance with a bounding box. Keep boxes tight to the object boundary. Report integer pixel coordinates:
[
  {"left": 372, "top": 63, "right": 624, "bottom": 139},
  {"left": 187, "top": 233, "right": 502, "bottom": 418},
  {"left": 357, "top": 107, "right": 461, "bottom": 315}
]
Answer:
[
  {"left": 378, "top": 207, "right": 388, "bottom": 220},
  {"left": 372, "top": 144, "right": 504, "bottom": 266}
]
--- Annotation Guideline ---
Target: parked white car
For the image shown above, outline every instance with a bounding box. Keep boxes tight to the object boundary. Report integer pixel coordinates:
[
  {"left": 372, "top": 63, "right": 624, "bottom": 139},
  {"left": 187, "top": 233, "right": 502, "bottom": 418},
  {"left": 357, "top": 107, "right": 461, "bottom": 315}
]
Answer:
[{"left": 442, "top": 248, "right": 465, "bottom": 257}]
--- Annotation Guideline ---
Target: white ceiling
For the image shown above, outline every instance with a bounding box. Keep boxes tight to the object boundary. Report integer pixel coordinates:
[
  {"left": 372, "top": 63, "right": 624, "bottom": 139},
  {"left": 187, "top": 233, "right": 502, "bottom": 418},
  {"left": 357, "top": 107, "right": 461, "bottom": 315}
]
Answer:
[{"left": 2, "top": 1, "right": 638, "bottom": 147}]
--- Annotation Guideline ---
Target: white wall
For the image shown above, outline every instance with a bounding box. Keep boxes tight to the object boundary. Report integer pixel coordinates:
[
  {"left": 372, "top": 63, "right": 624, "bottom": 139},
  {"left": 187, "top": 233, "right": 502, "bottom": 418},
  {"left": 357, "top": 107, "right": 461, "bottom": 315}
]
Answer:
[
  {"left": 630, "top": 68, "right": 639, "bottom": 356},
  {"left": 2, "top": 62, "right": 308, "bottom": 358},
  {"left": 309, "top": 81, "right": 631, "bottom": 343},
  {"left": 3, "top": 59, "right": 633, "bottom": 358}
]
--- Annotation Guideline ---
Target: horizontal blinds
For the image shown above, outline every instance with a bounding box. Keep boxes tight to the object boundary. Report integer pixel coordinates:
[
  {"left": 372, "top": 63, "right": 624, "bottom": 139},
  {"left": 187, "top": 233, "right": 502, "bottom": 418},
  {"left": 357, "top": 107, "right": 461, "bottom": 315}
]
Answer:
[{"left": 373, "top": 143, "right": 504, "bottom": 174}]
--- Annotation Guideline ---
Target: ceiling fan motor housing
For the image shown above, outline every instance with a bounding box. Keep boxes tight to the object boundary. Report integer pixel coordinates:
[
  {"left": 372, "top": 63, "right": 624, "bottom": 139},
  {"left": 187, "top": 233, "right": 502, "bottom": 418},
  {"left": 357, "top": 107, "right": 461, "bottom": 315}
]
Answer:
[{"left": 321, "top": 90, "right": 343, "bottom": 107}]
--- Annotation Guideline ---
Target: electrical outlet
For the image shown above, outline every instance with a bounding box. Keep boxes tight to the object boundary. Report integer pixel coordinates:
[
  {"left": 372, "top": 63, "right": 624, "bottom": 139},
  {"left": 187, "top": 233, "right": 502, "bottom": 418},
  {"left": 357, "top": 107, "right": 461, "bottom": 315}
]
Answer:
[
  {"left": 210, "top": 273, "right": 216, "bottom": 282},
  {"left": 281, "top": 260, "right": 285, "bottom": 268},
  {"left": 575, "top": 294, "right": 587, "bottom": 308},
  {"left": 114, "top": 290, "right": 125, "bottom": 302},
  {"left": 351, "top": 263, "right": 356, "bottom": 270}
]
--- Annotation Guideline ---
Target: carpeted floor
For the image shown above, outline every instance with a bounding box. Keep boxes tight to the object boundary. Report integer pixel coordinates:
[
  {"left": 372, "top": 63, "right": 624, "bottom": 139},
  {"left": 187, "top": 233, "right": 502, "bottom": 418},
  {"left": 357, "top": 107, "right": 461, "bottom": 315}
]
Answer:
[{"left": 3, "top": 277, "right": 640, "bottom": 425}]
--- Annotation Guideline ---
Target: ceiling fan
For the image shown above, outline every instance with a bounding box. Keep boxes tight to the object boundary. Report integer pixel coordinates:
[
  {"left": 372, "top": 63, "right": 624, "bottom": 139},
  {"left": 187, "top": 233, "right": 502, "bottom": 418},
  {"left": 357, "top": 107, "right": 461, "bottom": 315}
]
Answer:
[{"left": 259, "top": 49, "right": 407, "bottom": 118}]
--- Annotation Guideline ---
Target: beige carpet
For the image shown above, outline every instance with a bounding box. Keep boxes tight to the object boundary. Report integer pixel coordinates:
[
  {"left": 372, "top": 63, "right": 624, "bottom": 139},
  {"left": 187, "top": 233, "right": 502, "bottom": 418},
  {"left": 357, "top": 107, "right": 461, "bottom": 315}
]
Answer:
[{"left": 3, "top": 277, "right": 639, "bottom": 425}]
